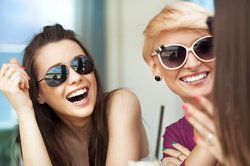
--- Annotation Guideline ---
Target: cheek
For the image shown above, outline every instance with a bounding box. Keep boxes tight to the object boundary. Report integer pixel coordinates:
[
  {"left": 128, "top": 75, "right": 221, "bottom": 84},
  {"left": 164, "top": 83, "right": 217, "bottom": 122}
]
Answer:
[
  {"left": 207, "top": 61, "right": 215, "bottom": 70},
  {"left": 160, "top": 65, "right": 177, "bottom": 80},
  {"left": 161, "top": 69, "right": 179, "bottom": 86},
  {"left": 92, "top": 76, "right": 97, "bottom": 94},
  {"left": 40, "top": 86, "right": 64, "bottom": 106}
]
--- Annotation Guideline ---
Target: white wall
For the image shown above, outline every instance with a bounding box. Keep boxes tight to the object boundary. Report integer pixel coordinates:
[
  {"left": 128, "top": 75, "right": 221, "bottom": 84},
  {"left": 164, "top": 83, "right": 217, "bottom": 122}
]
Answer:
[{"left": 105, "top": 0, "right": 184, "bottom": 159}]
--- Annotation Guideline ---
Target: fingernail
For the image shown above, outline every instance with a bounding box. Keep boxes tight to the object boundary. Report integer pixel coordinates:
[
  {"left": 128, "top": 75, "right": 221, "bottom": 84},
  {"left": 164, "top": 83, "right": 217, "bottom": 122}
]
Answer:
[
  {"left": 182, "top": 104, "right": 189, "bottom": 111},
  {"left": 171, "top": 141, "right": 177, "bottom": 144},
  {"left": 162, "top": 147, "right": 167, "bottom": 151},
  {"left": 195, "top": 96, "right": 202, "bottom": 103},
  {"left": 20, "top": 66, "right": 26, "bottom": 70}
]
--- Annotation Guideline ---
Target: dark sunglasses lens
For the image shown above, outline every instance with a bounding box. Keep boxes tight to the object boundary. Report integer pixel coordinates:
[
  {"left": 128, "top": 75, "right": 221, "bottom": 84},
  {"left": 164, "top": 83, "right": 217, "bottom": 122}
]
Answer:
[
  {"left": 44, "top": 65, "right": 68, "bottom": 87},
  {"left": 71, "top": 56, "right": 94, "bottom": 75},
  {"left": 160, "top": 45, "right": 186, "bottom": 68},
  {"left": 194, "top": 37, "right": 214, "bottom": 60}
]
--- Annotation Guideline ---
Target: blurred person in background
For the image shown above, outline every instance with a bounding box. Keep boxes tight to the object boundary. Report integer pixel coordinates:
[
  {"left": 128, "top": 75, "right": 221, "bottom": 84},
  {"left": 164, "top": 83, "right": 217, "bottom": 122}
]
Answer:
[{"left": 183, "top": 0, "right": 250, "bottom": 165}]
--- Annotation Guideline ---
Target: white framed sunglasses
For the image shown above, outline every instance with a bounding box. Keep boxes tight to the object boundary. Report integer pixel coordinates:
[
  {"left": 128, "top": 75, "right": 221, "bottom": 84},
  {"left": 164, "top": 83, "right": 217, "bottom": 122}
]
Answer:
[{"left": 152, "top": 35, "right": 215, "bottom": 70}]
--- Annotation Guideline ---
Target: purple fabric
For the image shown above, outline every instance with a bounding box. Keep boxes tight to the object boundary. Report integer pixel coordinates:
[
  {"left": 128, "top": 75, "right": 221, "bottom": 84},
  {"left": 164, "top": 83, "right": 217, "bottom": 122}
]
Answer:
[{"left": 162, "top": 117, "right": 196, "bottom": 165}]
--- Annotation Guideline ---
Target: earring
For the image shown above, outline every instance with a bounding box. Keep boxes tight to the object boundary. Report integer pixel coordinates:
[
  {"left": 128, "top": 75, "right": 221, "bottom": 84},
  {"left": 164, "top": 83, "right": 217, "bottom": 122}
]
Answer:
[{"left": 154, "top": 75, "right": 161, "bottom": 81}]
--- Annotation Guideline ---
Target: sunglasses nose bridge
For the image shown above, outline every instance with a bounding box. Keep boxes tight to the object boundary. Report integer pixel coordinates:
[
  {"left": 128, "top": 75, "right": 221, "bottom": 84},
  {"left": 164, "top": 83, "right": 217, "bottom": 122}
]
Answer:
[
  {"left": 67, "top": 66, "right": 82, "bottom": 84},
  {"left": 183, "top": 47, "right": 201, "bottom": 68}
]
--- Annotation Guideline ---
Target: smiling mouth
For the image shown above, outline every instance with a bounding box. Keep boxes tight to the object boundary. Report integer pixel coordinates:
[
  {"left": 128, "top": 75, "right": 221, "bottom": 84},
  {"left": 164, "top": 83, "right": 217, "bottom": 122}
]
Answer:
[
  {"left": 180, "top": 72, "right": 209, "bottom": 83},
  {"left": 66, "top": 88, "right": 89, "bottom": 103}
]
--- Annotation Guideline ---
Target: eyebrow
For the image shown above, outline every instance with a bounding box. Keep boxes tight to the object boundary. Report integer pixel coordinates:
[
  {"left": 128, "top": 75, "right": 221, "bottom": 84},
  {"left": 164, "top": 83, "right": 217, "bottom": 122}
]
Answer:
[{"left": 46, "top": 54, "right": 85, "bottom": 71}]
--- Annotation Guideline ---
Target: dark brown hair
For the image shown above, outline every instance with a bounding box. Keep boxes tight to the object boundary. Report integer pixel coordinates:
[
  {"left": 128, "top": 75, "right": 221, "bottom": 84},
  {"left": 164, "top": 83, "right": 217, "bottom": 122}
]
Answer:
[
  {"left": 213, "top": 0, "right": 250, "bottom": 165},
  {"left": 17, "top": 24, "right": 108, "bottom": 166}
]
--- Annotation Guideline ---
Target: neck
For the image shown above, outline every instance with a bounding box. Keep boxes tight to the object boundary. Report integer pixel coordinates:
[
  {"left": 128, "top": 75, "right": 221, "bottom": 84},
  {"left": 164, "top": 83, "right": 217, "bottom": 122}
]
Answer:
[{"left": 58, "top": 117, "right": 93, "bottom": 144}]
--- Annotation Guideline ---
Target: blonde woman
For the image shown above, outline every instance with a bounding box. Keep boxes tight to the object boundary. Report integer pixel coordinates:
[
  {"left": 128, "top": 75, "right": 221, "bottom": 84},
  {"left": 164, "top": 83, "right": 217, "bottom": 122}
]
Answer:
[{"left": 142, "top": 1, "right": 218, "bottom": 165}]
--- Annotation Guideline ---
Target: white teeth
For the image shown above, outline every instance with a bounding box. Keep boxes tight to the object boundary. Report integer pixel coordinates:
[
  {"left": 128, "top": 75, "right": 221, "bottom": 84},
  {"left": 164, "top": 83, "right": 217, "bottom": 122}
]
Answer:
[
  {"left": 182, "top": 73, "right": 207, "bottom": 83},
  {"left": 67, "top": 88, "right": 87, "bottom": 98}
]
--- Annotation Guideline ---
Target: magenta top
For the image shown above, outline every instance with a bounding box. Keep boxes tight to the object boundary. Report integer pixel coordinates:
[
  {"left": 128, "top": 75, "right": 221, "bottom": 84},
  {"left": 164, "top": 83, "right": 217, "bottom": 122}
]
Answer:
[{"left": 162, "top": 117, "right": 196, "bottom": 165}]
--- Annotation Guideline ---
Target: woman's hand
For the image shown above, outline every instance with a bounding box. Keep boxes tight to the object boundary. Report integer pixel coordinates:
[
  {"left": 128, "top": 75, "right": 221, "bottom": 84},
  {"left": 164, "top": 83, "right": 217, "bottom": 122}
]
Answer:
[
  {"left": 162, "top": 143, "right": 190, "bottom": 166},
  {"left": 182, "top": 96, "right": 224, "bottom": 163},
  {"left": 0, "top": 58, "right": 32, "bottom": 116}
]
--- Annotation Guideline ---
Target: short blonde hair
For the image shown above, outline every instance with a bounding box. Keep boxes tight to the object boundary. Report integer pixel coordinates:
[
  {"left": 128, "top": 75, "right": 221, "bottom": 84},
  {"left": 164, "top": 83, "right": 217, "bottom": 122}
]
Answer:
[{"left": 142, "top": 1, "right": 213, "bottom": 64}]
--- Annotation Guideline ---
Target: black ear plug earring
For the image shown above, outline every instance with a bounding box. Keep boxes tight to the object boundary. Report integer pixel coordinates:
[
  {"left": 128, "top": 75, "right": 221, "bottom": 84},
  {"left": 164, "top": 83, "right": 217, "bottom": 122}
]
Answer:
[{"left": 154, "top": 75, "right": 161, "bottom": 81}]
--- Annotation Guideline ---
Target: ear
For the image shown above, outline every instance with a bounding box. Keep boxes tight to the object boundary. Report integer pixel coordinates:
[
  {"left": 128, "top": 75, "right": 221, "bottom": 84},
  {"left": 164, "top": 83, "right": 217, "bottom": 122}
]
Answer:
[
  {"left": 148, "top": 57, "right": 161, "bottom": 77},
  {"left": 37, "top": 92, "right": 45, "bottom": 104}
]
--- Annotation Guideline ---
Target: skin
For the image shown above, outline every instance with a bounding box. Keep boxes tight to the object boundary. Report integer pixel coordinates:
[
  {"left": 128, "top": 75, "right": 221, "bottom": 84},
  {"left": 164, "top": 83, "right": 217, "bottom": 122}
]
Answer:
[
  {"left": 0, "top": 39, "right": 149, "bottom": 166},
  {"left": 148, "top": 29, "right": 217, "bottom": 165},
  {"left": 183, "top": 96, "right": 224, "bottom": 163},
  {"left": 36, "top": 40, "right": 97, "bottom": 127},
  {"left": 149, "top": 29, "right": 215, "bottom": 101}
]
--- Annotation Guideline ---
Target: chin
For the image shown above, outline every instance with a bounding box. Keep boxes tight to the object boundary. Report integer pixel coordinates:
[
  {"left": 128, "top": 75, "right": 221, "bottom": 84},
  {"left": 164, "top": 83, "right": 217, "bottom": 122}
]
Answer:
[{"left": 180, "top": 87, "right": 212, "bottom": 98}]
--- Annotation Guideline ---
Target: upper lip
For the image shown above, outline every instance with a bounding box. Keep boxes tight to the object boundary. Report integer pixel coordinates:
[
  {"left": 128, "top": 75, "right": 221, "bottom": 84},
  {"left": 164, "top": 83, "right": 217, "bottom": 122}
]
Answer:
[{"left": 66, "top": 86, "right": 89, "bottom": 99}]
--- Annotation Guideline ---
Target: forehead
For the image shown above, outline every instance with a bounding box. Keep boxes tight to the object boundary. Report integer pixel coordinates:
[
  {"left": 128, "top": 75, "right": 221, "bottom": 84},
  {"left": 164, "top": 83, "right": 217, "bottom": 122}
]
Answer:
[
  {"left": 153, "top": 28, "right": 209, "bottom": 48},
  {"left": 35, "top": 39, "right": 85, "bottom": 72}
]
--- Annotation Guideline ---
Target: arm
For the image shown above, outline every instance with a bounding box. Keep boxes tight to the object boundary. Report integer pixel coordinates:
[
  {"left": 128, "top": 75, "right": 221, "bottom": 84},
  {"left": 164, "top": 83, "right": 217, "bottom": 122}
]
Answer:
[
  {"left": 0, "top": 59, "right": 52, "bottom": 166},
  {"left": 184, "top": 145, "right": 217, "bottom": 166},
  {"left": 18, "top": 108, "right": 52, "bottom": 166},
  {"left": 105, "top": 89, "right": 149, "bottom": 166}
]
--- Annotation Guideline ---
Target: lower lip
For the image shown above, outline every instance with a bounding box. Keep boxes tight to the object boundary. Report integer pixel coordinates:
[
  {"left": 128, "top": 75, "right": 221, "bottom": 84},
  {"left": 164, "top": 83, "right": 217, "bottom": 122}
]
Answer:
[{"left": 72, "top": 93, "right": 90, "bottom": 107}]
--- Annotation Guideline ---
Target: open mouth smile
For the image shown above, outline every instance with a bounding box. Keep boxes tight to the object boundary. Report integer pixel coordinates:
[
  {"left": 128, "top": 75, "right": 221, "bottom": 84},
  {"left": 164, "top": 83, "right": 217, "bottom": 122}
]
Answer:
[
  {"left": 180, "top": 72, "right": 209, "bottom": 83},
  {"left": 66, "top": 88, "right": 89, "bottom": 104}
]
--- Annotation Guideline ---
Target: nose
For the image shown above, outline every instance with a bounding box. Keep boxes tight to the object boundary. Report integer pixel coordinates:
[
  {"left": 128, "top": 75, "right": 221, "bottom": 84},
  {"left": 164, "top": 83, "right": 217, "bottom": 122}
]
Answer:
[
  {"left": 183, "top": 51, "right": 201, "bottom": 69},
  {"left": 67, "top": 67, "right": 82, "bottom": 85}
]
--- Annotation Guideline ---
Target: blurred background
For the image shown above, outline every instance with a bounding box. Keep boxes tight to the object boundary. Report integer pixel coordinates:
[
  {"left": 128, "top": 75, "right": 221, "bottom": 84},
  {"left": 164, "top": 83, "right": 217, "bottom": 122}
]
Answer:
[{"left": 0, "top": 0, "right": 213, "bottom": 165}]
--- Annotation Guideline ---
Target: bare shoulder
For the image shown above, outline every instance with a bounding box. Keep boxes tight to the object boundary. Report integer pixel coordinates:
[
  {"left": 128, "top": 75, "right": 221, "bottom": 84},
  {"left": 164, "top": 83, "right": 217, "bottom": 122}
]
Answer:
[
  {"left": 106, "top": 88, "right": 141, "bottom": 120},
  {"left": 107, "top": 88, "right": 139, "bottom": 104}
]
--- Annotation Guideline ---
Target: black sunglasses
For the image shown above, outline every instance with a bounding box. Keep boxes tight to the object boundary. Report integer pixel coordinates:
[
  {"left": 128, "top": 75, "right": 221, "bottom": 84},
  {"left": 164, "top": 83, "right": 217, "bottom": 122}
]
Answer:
[
  {"left": 37, "top": 55, "right": 94, "bottom": 87},
  {"left": 152, "top": 36, "right": 215, "bottom": 70}
]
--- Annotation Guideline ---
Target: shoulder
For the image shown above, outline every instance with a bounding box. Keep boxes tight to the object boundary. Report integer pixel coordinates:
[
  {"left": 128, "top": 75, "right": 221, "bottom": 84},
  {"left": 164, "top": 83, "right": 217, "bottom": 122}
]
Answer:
[
  {"left": 106, "top": 88, "right": 141, "bottom": 123},
  {"left": 107, "top": 88, "right": 140, "bottom": 105}
]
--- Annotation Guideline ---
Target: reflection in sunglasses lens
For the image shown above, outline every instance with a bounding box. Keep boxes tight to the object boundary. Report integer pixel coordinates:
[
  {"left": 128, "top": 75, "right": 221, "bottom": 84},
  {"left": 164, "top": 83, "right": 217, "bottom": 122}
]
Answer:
[
  {"left": 158, "top": 36, "right": 213, "bottom": 69},
  {"left": 194, "top": 37, "right": 213, "bottom": 60},
  {"left": 44, "top": 65, "right": 68, "bottom": 87},
  {"left": 160, "top": 45, "right": 186, "bottom": 68},
  {"left": 44, "top": 56, "right": 94, "bottom": 87}
]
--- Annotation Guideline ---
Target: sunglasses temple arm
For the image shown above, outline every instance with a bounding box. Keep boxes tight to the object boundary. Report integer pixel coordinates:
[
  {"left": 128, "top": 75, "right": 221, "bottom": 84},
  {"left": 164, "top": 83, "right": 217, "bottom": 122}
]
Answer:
[{"left": 37, "top": 78, "right": 44, "bottom": 83}]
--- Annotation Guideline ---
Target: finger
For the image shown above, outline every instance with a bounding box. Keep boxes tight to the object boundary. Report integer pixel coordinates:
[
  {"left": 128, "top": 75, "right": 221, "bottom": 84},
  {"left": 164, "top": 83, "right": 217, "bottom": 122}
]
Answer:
[
  {"left": 0, "top": 75, "right": 10, "bottom": 91},
  {"left": 4, "top": 65, "right": 30, "bottom": 81},
  {"left": 9, "top": 75, "right": 25, "bottom": 92},
  {"left": 186, "top": 112, "right": 213, "bottom": 143},
  {"left": 11, "top": 72, "right": 29, "bottom": 90},
  {"left": 0, "top": 63, "right": 25, "bottom": 78},
  {"left": 183, "top": 103, "right": 215, "bottom": 132},
  {"left": 1, "top": 76, "right": 19, "bottom": 93},
  {"left": 10, "top": 58, "right": 19, "bottom": 65},
  {"left": 162, "top": 157, "right": 181, "bottom": 166},
  {"left": 172, "top": 143, "right": 190, "bottom": 156},
  {"left": 177, "top": 153, "right": 187, "bottom": 162},
  {"left": 195, "top": 96, "right": 214, "bottom": 116},
  {"left": 0, "top": 64, "right": 9, "bottom": 77},
  {"left": 164, "top": 148, "right": 182, "bottom": 158},
  {"left": 2, "top": 72, "right": 27, "bottom": 92},
  {"left": 3, "top": 67, "right": 16, "bottom": 78}
]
